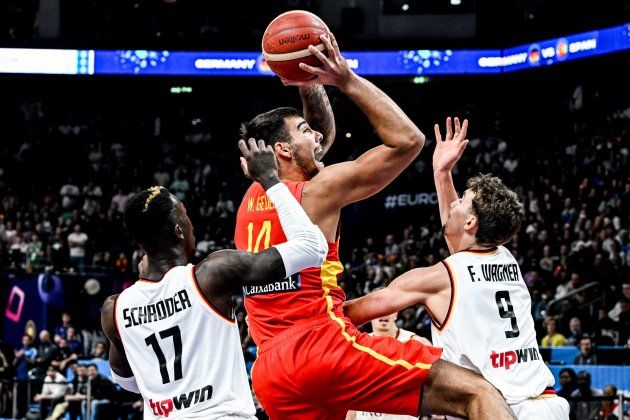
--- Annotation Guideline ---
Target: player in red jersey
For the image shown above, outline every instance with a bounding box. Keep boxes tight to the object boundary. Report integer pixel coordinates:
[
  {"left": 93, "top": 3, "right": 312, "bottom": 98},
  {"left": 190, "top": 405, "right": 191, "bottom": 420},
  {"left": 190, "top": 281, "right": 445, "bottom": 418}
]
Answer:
[{"left": 235, "top": 33, "right": 516, "bottom": 419}]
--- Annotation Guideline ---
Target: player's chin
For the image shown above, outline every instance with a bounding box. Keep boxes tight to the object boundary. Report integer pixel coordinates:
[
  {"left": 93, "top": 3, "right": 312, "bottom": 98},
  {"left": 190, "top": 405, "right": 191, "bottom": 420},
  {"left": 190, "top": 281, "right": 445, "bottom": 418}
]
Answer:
[{"left": 316, "top": 160, "right": 325, "bottom": 170}]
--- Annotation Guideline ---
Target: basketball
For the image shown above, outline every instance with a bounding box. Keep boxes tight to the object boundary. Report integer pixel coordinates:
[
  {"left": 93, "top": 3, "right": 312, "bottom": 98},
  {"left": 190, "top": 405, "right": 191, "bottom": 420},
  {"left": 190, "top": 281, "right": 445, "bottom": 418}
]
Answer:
[{"left": 262, "top": 10, "right": 330, "bottom": 82}]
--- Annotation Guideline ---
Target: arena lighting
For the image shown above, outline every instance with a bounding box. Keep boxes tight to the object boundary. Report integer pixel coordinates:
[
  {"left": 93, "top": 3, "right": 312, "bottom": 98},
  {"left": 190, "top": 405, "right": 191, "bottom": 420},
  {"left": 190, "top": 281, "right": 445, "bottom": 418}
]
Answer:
[
  {"left": 0, "top": 22, "right": 628, "bottom": 76},
  {"left": 170, "top": 86, "right": 193, "bottom": 94},
  {"left": 450, "top": 0, "right": 462, "bottom": 5}
]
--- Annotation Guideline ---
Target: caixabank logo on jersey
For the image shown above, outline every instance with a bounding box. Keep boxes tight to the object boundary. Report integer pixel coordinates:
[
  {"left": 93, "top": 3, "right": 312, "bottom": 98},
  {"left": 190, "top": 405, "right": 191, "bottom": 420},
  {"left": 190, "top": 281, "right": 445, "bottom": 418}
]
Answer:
[
  {"left": 490, "top": 347, "right": 541, "bottom": 370},
  {"left": 149, "top": 384, "right": 213, "bottom": 417},
  {"left": 242, "top": 274, "right": 301, "bottom": 297}
]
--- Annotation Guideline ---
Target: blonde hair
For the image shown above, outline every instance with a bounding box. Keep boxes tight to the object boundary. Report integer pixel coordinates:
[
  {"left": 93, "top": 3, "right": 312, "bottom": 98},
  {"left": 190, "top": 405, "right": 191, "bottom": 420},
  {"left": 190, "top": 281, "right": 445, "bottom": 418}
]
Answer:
[{"left": 143, "top": 186, "right": 163, "bottom": 212}]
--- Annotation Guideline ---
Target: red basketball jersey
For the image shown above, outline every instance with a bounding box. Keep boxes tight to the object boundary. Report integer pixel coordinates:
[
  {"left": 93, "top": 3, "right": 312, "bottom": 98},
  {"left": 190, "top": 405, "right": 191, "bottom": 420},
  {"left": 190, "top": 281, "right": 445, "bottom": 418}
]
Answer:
[{"left": 234, "top": 181, "right": 345, "bottom": 346}]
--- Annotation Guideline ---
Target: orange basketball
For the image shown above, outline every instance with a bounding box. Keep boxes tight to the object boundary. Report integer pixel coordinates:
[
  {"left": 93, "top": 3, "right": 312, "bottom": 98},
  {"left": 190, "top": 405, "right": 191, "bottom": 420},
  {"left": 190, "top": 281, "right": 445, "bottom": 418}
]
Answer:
[{"left": 262, "top": 10, "right": 330, "bottom": 82}]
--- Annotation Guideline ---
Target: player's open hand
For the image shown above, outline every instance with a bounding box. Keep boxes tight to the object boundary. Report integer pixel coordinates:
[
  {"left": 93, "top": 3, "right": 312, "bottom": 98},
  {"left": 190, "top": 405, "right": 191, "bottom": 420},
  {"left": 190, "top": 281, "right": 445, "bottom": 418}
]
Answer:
[
  {"left": 297, "top": 33, "right": 354, "bottom": 89},
  {"left": 433, "top": 117, "right": 469, "bottom": 173},
  {"left": 238, "top": 138, "right": 280, "bottom": 189}
]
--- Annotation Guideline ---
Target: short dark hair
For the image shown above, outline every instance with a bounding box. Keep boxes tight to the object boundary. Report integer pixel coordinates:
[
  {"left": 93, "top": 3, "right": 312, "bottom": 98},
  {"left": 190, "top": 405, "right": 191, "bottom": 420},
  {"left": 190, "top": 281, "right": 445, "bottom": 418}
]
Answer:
[
  {"left": 123, "top": 186, "right": 179, "bottom": 254},
  {"left": 240, "top": 107, "right": 302, "bottom": 146},
  {"left": 559, "top": 368, "right": 577, "bottom": 383},
  {"left": 467, "top": 174, "right": 525, "bottom": 247}
]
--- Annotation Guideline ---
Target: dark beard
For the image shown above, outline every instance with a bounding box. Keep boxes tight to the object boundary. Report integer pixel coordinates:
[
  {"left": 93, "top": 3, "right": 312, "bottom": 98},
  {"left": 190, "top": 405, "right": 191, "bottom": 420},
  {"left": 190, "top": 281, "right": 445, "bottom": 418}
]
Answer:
[{"left": 293, "top": 151, "right": 320, "bottom": 180}]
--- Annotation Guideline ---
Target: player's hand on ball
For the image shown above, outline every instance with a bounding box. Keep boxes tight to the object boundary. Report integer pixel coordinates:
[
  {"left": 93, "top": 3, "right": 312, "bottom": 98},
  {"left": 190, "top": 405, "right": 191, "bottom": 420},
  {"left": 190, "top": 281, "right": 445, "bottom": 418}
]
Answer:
[{"left": 299, "top": 33, "right": 354, "bottom": 88}]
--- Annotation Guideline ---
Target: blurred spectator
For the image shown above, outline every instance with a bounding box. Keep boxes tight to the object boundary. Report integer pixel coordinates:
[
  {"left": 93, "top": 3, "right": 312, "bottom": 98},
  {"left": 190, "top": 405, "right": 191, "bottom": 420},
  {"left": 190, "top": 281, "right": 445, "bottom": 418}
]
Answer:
[
  {"left": 534, "top": 288, "right": 556, "bottom": 322},
  {"left": 383, "top": 234, "right": 400, "bottom": 259},
  {"left": 153, "top": 164, "right": 171, "bottom": 187},
  {"left": 110, "top": 188, "right": 130, "bottom": 213},
  {"left": 54, "top": 312, "right": 73, "bottom": 340},
  {"left": 90, "top": 341, "right": 108, "bottom": 361},
  {"left": 592, "top": 309, "right": 618, "bottom": 346},
  {"left": 598, "top": 384, "right": 627, "bottom": 420},
  {"left": 33, "top": 365, "right": 70, "bottom": 419},
  {"left": 59, "top": 178, "right": 80, "bottom": 210},
  {"left": 557, "top": 368, "right": 578, "bottom": 399},
  {"left": 570, "top": 371, "right": 602, "bottom": 420},
  {"left": 65, "top": 327, "right": 83, "bottom": 357},
  {"left": 541, "top": 316, "right": 567, "bottom": 346},
  {"left": 81, "top": 363, "right": 115, "bottom": 419},
  {"left": 567, "top": 317, "right": 585, "bottom": 347},
  {"left": 195, "top": 232, "right": 215, "bottom": 259},
  {"left": 616, "top": 297, "right": 630, "bottom": 346},
  {"left": 573, "top": 335, "right": 598, "bottom": 365},
  {"left": 13, "top": 334, "right": 37, "bottom": 418},
  {"left": 556, "top": 272, "right": 583, "bottom": 300},
  {"left": 64, "top": 363, "right": 88, "bottom": 420},
  {"left": 51, "top": 338, "right": 78, "bottom": 373},
  {"left": 0, "top": 341, "right": 13, "bottom": 417},
  {"left": 170, "top": 172, "right": 190, "bottom": 201},
  {"left": 116, "top": 252, "right": 129, "bottom": 273},
  {"left": 35, "top": 330, "right": 58, "bottom": 380},
  {"left": 67, "top": 224, "right": 88, "bottom": 272}
]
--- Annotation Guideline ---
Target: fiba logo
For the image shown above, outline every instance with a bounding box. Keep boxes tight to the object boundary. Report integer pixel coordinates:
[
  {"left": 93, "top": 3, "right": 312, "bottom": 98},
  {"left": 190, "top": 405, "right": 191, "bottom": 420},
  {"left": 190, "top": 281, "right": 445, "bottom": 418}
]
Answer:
[
  {"left": 555, "top": 38, "right": 569, "bottom": 61},
  {"left": 527, "top": 44, "right": 541, "bottom": 66}
]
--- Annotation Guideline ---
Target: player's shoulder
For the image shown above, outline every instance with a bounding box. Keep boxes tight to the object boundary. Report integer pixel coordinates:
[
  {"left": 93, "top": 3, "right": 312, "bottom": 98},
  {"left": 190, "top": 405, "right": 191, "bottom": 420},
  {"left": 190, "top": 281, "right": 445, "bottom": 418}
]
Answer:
[{"left": 102, "top": 293, "right": 120, "bottom": 311}]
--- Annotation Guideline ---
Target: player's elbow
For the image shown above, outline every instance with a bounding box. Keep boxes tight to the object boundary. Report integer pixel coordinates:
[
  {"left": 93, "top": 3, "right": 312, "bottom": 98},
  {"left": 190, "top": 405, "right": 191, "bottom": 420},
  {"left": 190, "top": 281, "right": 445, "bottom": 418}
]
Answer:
[
  {"left": 407, "top": 129, "right": 425, "bottom": 154},
  {"left": 394, "top": 129, "right": 424, "bottom": 159}
]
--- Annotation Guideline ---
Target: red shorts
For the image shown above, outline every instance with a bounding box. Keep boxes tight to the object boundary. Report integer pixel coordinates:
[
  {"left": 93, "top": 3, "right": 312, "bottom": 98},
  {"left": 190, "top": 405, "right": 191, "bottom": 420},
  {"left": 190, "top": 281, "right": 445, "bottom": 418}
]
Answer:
[{"left": 252, "top": 311, "right": 442, "bottom": 419}]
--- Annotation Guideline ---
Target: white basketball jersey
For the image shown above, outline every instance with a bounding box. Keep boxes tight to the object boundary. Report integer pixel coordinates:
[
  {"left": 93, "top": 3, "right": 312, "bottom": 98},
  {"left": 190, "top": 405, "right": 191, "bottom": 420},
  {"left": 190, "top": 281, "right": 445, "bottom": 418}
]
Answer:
[
  {"left": 431, "top": 246, "right": 554, "bottom": 404},
  {"left": 354, "top": 329, "right": 418, "bottom": 420},
  {"left": 115, "top": 264, "right": 256, "bottom": 419}
]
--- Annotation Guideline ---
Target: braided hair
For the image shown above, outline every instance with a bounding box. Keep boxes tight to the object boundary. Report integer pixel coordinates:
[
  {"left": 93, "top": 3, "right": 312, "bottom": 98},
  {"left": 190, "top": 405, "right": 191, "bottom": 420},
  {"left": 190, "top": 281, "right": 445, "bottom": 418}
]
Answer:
[{"left": 123, "top": 186, "right": 180, "bottom": 254}]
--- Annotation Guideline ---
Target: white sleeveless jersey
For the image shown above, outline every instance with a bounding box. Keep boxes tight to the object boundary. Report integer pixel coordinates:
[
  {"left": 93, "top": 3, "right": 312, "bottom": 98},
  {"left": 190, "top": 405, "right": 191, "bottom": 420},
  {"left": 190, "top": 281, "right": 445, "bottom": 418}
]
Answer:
[
  {"left": 115, "top": 264, "right": 256, "bottom": 419},
  {"left": 431, "top": 246, "right": 554, "bottom": 404},
  {"left": 354, "top": 329, "right": 418, "bottom": 420}
]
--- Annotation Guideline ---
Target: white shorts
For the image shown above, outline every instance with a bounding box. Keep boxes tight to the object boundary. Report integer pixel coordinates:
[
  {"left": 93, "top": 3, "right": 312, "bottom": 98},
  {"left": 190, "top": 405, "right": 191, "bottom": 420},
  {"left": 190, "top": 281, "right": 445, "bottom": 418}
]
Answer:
[
  {"left": 510, "top": 395, "right": 570, "bottom": 419},
  {"left": 444, "top": 394, "right": 569, "bottom": 420}
]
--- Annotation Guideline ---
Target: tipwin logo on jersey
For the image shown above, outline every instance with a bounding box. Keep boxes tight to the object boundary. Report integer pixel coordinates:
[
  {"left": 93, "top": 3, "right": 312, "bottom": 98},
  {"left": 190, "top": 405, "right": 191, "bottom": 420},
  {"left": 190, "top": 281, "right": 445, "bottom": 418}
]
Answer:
[
  {"left": 490, "top": 347, "right": 541, "bottom": 370},
  {"left": 149, "top": 384, "right": 213, "bottom": 417}
]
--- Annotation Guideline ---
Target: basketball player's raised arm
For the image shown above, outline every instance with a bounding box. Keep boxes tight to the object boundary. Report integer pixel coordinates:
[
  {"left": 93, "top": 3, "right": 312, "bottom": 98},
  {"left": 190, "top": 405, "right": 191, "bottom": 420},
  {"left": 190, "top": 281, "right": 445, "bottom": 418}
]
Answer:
[
  {"left": 433, "top": 117, "right": 469, "bottom": 254},
  {"left": 101, "top": 295, "right": 139, "bottom": 393},
  {"left": 343, "top": 264, "right": 449, "bottom": 327},
  {"left": 299, "top": 33, "right": 424, "bottom": 207},
  {"left": 299, "top": 85, "right": 336, "bottom": 160},
  {"left": 198, "top": 139, "right": 327, "bottom": 292}
]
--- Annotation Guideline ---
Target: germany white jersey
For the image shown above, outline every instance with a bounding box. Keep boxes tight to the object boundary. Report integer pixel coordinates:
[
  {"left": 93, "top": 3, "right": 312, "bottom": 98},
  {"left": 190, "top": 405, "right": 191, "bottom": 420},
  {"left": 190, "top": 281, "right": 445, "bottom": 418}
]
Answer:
[
  {"left": 115, "top": 264, "right": 256, "bottom": 419},
  {"left": 431, "top": 246, "right": 554, "bottom": 404},
  {"left": 354, "top": 329, "right": 419, "bottom": 420}
]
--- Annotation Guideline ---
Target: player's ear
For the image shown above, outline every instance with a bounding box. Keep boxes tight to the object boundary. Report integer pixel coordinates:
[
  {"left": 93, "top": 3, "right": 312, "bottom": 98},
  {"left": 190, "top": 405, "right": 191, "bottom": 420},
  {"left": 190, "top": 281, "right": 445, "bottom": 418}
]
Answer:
[
  {"left": 174, "top": 224, "right": 184, "bottom": 240},
  {"left": 275, "top": 141, "right": 292, "bottom": 159},
  {"left": 465, "top": 215, "right": 478, "bottom": 232}
]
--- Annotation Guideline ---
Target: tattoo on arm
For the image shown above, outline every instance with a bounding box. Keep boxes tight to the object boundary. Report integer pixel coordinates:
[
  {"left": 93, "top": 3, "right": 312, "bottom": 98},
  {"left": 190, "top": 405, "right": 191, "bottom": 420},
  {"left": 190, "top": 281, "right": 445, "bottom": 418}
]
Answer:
[{"left": 300, "top": 85, "right": 336, "bottom": 155}]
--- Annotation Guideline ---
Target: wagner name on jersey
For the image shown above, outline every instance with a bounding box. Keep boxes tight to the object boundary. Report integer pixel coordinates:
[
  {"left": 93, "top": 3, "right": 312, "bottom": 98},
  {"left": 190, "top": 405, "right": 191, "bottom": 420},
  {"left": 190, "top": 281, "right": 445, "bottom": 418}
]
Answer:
[{"left": 431, "top": 246, "right": 555, "bottom": 404}]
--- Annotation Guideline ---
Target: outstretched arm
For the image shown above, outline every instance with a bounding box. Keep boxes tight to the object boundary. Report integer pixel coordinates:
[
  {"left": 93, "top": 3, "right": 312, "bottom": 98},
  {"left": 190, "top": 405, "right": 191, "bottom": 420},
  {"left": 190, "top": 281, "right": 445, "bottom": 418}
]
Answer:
[
  {"left": 433, "top": 117, "right": 469, "bottom": 254},
  {"left": 343, "top": 264, "right": 449, "bottom": 327},
  {"left": 299, "top": 34, "right": 424, "bottom": 209}
]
